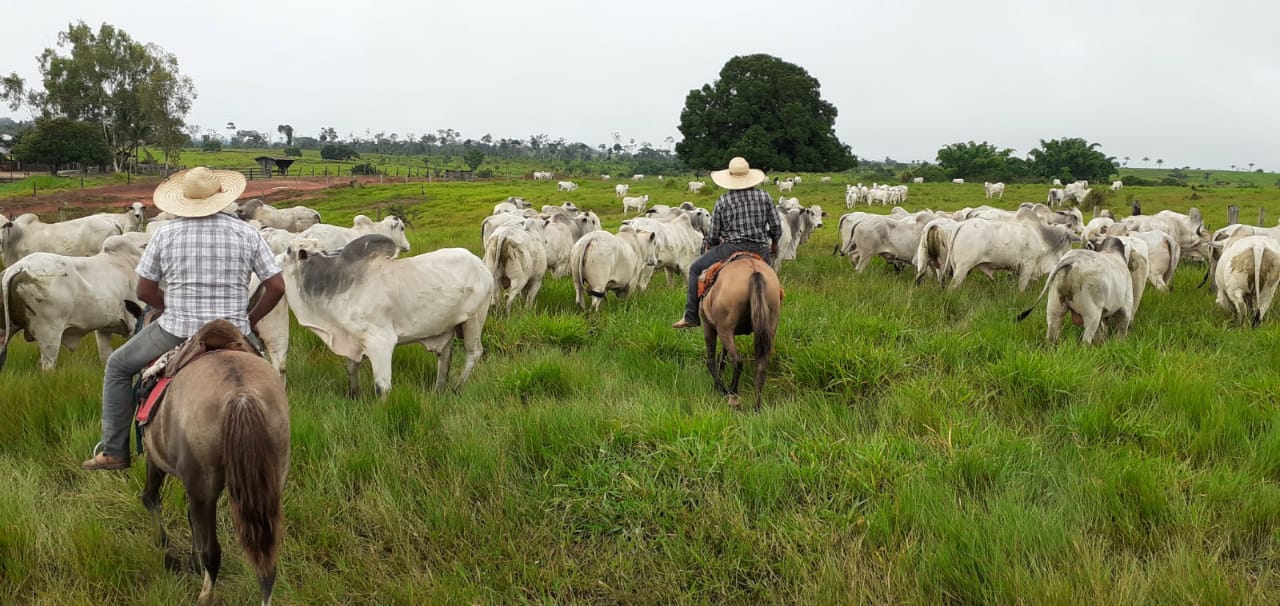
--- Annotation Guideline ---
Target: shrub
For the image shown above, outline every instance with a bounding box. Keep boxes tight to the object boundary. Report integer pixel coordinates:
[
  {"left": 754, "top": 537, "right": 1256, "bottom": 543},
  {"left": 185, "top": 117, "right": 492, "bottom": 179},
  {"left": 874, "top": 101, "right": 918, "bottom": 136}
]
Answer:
[
  {"left": 476, "top": 169, "right": 493, "bottom": 178},
  {"left": 320, "top": 143, "right": 359, "bottom": 161},
  {"left": 200, "top": 137, "right": 222, "bottom": 153},
  {"left": 350, "top": 161, "right": 379, "bottom": 175},
  {"left": 283, "top": 146, "right": 302, "bottom": 157}
]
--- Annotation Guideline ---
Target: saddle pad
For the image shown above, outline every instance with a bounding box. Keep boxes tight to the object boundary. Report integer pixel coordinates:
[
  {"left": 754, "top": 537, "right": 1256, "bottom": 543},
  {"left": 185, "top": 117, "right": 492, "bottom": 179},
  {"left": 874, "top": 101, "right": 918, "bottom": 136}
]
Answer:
[
  {"left": 136, "top": 377, "right": 172, "bottom": 426},
  {"left": 697, "top": 251, "right": 766, "bottom": 299}
]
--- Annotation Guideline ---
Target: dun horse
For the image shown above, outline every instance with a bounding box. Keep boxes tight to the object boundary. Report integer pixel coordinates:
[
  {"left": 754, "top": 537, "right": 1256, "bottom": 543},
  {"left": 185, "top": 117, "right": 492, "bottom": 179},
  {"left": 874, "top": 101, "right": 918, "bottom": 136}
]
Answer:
[
  {"left": 700, "top": 254, "right": 782, "bottom": 408},
  {"left": 140, "top": 320, "right": 290, "bottom": 605}
]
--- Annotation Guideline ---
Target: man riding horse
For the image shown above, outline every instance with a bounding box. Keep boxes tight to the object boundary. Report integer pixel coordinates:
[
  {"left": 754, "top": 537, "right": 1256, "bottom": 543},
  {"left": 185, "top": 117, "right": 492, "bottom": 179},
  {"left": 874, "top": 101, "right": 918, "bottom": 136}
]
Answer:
[
  {"left": 672, "top": 156, "right": 781, "bottom": 329},
  {"left": 82, "top": 167, "right": 286, "bottom": 471}
]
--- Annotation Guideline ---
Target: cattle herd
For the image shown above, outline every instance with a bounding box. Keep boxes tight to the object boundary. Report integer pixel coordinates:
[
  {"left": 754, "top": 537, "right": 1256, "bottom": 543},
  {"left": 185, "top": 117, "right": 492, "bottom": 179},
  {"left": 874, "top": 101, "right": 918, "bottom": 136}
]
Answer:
[{"left": 0, "top": 175, "right": 1275, "bottom": 397}]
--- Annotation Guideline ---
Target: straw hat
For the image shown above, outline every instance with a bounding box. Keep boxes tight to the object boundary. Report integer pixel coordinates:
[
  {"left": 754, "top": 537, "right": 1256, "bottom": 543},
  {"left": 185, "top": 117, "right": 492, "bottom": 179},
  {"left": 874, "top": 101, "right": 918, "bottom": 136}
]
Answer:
[
  {"left": 153, "top": 167, "right": 246, "bottom": 218},
  {"left": 710, "top": 156, "right": 767, "bottom": 190}
]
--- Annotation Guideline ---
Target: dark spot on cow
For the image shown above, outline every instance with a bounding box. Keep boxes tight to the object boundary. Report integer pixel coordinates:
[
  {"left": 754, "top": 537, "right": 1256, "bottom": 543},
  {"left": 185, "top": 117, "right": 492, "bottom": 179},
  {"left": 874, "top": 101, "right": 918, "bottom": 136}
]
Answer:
[{"left": 298, "top": 234, "right": 399, "bottom": 298}]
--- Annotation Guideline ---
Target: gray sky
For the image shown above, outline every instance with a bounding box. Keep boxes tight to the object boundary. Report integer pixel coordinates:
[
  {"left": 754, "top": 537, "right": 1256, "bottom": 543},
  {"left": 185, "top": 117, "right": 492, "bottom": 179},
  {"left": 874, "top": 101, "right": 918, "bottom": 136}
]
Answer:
[{"left": 5, "top": 0, "right": 1280, "bottom": 170}]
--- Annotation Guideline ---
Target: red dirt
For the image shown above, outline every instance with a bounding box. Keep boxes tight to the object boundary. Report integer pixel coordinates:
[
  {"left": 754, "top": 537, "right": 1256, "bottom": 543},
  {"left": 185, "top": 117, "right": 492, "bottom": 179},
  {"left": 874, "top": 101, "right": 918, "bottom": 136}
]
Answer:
[{"left": 1, "top": 175, "right": 388, "bottom": 217}]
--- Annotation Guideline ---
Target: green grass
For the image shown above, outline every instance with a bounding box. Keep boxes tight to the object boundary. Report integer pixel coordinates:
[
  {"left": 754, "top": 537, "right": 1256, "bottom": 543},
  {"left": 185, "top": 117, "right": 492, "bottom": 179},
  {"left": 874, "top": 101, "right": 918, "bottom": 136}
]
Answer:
[
  {"left": 3, "top": 176, "right": 1280, "bottom": 603},
  {"left": 1121, "top": 167, "right": 1280, "bottom": 188},
  {"left": 0, "top": 174, "right": 126, "bottom": 201}
]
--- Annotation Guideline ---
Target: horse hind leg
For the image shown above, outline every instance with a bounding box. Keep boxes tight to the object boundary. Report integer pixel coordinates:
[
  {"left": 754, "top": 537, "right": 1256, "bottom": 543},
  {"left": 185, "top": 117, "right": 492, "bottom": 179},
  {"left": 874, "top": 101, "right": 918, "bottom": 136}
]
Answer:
[
  {"left": 140, "top": 459, "right": 168, "bottom": 550},
  {"left": 189, "top": 495, "right": 222, "bottom": 604},
  {"left": 721, "top": 326, "right": 744, "bottom": 395},
  {"left": 704, "top": 323, "right": 728, "bottom": 395}
]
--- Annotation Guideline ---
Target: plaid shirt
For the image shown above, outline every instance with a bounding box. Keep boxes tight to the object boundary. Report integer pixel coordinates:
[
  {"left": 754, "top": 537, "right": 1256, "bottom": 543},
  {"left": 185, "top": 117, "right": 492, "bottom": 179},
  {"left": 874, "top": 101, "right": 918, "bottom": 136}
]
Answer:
[
  {"left": 136, "top": 212, "right": 281, "bottom": 339},
  {"left": 705, "top": 187, "right": 782, "bottom": 248}
]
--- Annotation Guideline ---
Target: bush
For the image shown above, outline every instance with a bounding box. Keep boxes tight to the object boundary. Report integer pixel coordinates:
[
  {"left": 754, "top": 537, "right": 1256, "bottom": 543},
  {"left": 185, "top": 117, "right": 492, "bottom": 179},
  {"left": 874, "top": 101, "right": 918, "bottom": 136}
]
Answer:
[
  {"left": 201, "top": 138, "right": 222, "bottom": 153},
  {"left": 350, "top": 161, "right": 379, "bottom": 175},
  {"left": 283, "top": 146, "right": 302, "bottom": 157},
  {"left": 320, "top": 143, "right": 359, "bottom": 161},
  {"left": 476, "top": 169, "right": 493, "bottom": 178},
  {"left": 1159, "top": 177, "right": 1187, "bottom": 187}
]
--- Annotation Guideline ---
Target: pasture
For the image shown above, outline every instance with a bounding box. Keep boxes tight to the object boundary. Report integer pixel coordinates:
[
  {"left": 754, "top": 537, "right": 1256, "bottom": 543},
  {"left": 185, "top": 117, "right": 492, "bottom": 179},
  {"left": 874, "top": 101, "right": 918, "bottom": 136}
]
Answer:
[{"left": 3, "top": 177, "right": 1280, "bottom": 603}]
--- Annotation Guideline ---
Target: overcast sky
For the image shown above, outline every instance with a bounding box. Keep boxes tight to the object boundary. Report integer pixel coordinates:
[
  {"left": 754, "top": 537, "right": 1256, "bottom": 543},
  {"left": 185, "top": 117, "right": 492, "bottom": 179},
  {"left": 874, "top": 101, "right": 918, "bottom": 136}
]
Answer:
[{"left": 5, "top": 0, "right": 1280, "bottom": 170}]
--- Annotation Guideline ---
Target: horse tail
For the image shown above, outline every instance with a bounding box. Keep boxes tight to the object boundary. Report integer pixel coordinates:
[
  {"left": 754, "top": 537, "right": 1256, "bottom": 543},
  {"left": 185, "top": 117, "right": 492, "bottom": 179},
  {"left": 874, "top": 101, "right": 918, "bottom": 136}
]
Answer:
[
  {"left": 222, "top": 393, "right": 283, "bottom": 585},
  {"left": 0, "top": 267, "right": 25, "bottom": 371},
  {"left": 484, "top": 228, "right": 506, "bottom": 305},
  {"left": 750, "top": 271, "right": 774, "bottom": 361}
]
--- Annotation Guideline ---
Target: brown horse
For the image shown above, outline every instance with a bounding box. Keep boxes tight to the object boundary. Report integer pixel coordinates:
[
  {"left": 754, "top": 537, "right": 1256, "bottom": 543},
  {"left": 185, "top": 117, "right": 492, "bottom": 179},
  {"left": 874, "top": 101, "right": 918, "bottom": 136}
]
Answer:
[
  {"left": 140, "top": 320, "right": 290, "bottom": 605},
  {"left": 700, "top": 255, "right": 782, "bottom": 409}
]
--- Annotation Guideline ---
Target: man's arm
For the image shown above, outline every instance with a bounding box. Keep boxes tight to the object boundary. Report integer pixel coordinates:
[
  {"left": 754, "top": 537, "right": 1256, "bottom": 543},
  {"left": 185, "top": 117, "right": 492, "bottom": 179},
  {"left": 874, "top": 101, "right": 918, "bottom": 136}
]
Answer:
[
  {"left": 248, "top": 274, "right": 285, "bottom": 329},
  {"left": 136, "top": 277, "right": 165, "bottom": 314}
]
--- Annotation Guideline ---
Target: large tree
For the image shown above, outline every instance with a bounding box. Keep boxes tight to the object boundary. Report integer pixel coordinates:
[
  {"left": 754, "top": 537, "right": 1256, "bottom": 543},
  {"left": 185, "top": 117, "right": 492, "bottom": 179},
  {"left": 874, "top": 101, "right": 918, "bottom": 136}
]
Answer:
[
  {"left": 276, "top": 124, "right": 294, "bottom": 146},
  {"left": 2, "top": 22, "right": 196, "bottom": 172},
  {"left": 1028, "top": 138, "right": 1116, "bottom": 183},
  {"left": 935, "top": 141, "right": 1023, "bottom": 182},
  {"left": 676, "top": 54, "right": 855, "bottom": 173},
  {"left": 12, "top": 117, "right": 111, "bottom": 174}
]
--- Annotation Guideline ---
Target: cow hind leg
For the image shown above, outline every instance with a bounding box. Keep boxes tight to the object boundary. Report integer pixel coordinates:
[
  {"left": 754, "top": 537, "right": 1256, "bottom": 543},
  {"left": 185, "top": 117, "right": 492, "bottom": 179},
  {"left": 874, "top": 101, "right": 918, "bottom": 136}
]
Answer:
[
  {"left": 94, "top": 331, "right": 115, "bottom": 365},
  {"left": 455, "top": 315, "right": 486, "bottom": 388},
  {"left": 1079, "top": 307, "right": 1105, "bottom": 344}
]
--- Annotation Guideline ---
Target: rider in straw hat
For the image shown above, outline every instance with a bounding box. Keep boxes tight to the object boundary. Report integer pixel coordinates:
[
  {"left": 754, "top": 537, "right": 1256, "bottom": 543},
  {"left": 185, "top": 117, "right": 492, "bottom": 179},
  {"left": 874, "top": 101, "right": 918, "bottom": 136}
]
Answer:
[
  {"left": 82, "top": 167, "right": 286, "bottom": 471},
  {"left": 672, "top": 156, "right": 781, "bottom": 329}
]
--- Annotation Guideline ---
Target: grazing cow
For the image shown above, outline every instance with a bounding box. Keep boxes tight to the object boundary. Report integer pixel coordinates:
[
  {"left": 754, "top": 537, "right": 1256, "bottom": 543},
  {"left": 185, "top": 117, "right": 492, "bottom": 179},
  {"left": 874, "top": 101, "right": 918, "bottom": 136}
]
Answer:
[
  {"left": 0, "top": 213, "right": 123, "bottom": 266},
  {"left": 947, "top": 207, "right": 1077, "bottom": 291},
  {"left": 1047, "top": 188, "right": 1067, "bottom": 207},
  {"left": 914, "top": 217, "right": 963, "bottom": 285},
  {"left": 484, "top": 219, "right": 548, "bottom": 313},
  {"left": 622, "top": 214, "right": 702, "bottom": 286},
  {"left": 952, "top": 178, "right": 965, "bottom": 184},
  {"left": 845, "top": 212, "right": 936, "bottom": 272},
  {"left": 1052, "top": 178, "right": 1063, "bottom": 186},
  {"left": 1100, "top": 224, "right": 1181, "bottom": 292},
  {"left": 983, "top": 182, "right": 1006, "bottom": 199},
  {"left": 632, "top": 174, "right": 645, "bottom": 181},
  {"left": 570, "top": 227, "right": 657, "bottom": 312},
  {"left": 615, "top": 183, "right": 630, "bottom": 198},
  {"left": 282, "top": 235, "right": 492, "bottom": 397},
  {"left": 237, "top": 199, "right": 321, "bottom": 232},
  {"left": 1202, "top": 223, "right": 1280, "bottom": 292},
  {"left": 297, "top": 215, "right": 411, "bottom": 252},
  {"left": 1017, "top": 237, "right": 1136, "bottom": 344},
  {"left": 622, "top": 195, "right": 650, "bottom": 215},
  {"left": 1023, "top": 203, "right": 1084, "bottom": 235},
  {"left": 557, "top": 181, "right": 578, "bottom": 192},
  {"left": 1111, "top": 180, "right": 1124, "bottom": 191},
  {"left": 688, "top": 181, "right": 706, "bottom": 193},
  {"left": 542, "top": 211, "right": 602, "bottom": 277},
  {"left": 792, "top": 176, "right": 802, "bottom": 184},
  {"left": 1, "top": 232, "right": 148, "bottom": 371},
  {"left": 777, "top": 179, "right": 795, "bottom": 193},
  {"left": 1082, "top": 217, "right": 1115, "bottom": 248},
  {"left": 913, "top": 176, "right": 925, "bottom": 184},
  {"left": 95, "top": 202, "right": 146, "bottom": 233},
  {"left": 820, "top": 176, "right": 832, "bottom": 183},
  {"left": 601, "top": 174, "right": 611, "bottom": 180},
  {"left": 492, "top": 196, "right": 530, "bottom": 215},
  {"left": 1214, "top": 234, "right": 1280, "bottom": 326},
  {"left": 1116, "top": 208, "right": 1210, "bottom": 260},
  {"left": 532, "top": 171, "right": 554, "bottom": 180}
]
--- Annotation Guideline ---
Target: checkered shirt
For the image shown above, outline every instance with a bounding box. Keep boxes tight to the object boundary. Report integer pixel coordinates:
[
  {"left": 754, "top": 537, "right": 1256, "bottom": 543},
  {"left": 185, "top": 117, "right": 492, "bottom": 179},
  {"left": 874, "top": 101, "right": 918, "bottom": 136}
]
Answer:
[
  {"left": 136, "top": 212, "right": 281, "bottom": 339},
  {"left": 705, "top": 187, "right": 782, "bottom": 248}
]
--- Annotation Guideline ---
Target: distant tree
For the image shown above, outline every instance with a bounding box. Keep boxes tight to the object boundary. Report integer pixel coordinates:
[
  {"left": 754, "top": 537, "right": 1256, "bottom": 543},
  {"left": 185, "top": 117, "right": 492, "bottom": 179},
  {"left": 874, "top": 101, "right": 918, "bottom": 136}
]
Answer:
[
  {"left": 935, "top": 141, "right": 1019, "bottom": 182},
  {"left": 463, "top": 148, "right": 485, "bottom": 172},
  {"left": 320, "top": 143, "right": 358, "bottom": 161},
  {"left": 1142, "top": 156, "right": 1150, "bottom": 166},
  {"left": 1156, "top": 158, "right": 1164, "bottom": 169},
  {"left": 1249, "top": 162, "right": 1255, "bottom": 172},
  {"left": 1123, "top": 156, "right": 1130, "bottom": 167},
  {"left": 481, "top": 133, "right": 492, "bottom": 145},
  {"left": 283, "top": 146, "right": 302, "bottom": 157},
  {"left": 676, "top": 53, "right": 855, "bottom": 172},
  {"left": 233, "top": 130, "right": 266, "bottom": 147},
  {"left": 276, "top": 124, "right": 294, "bottom": 146},
  {"left": 1027, "top": 138, "right": 1116, "bottom": 183},
  {"left": 12, "top": 117, "right": 111, "bottom": 174},
  {"left": 201, "top": 135, "right": 222, "bottom": 153}
]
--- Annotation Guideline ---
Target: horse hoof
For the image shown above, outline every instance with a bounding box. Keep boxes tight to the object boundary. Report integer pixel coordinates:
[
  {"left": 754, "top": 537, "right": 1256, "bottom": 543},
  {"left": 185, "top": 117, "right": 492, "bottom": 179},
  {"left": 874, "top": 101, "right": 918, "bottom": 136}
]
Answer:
[{"left": 727, "top": 395, "right": 740, "bottom": 408}]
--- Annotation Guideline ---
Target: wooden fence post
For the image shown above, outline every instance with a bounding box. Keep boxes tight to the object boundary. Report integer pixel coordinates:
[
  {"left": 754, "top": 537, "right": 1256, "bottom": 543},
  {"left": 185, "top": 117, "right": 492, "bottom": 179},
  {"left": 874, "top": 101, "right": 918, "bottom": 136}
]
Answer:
[{"left": 1227, "top": 205, "right": 1240, "bottom": 225}]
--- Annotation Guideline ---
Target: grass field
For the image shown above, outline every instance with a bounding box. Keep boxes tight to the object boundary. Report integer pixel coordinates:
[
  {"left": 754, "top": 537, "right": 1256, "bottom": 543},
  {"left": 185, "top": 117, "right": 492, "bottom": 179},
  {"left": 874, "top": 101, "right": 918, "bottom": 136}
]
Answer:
[{"left": 3, "top": 177, "right": 1280, "bottom": 604}]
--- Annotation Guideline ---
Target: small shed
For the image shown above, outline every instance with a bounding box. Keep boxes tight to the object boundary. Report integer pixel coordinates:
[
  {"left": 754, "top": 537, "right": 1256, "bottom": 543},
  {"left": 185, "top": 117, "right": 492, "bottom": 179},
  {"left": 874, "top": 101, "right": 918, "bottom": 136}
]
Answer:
[{"left": 253, "top": 156, "right": 297, "bottom": 176}]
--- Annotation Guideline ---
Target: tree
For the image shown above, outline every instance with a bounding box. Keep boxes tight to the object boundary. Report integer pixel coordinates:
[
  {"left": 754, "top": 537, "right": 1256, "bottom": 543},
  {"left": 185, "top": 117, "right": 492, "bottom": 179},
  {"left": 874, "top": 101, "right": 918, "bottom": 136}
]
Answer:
[
  {"left": 276, "top": 124, "right": 294, "bottom": 146},
  {"left": 320, "top": 143, "right": 358, "bottom": 161},
  {"left": 1027, "top": 138, "right": 1117, "bottom": 183},
  {"left": 1123, "top": 156, "right": 1130, "bottom": 167},
  {"left": 676, "top": 54, "right": 855, "bottom": 172},
  {"left": 1142, "top": 156, "right": 1150, "bottom": 166},
  {"left": 1156, "top": 158, "right": 1164, "bottom": 170},
  {"left": 2, "top": 22, "right": 196, "bottom": 172},
  {"left": 12, "top": 117, "right": 111, "bottom": 174},
  {"left": 935, "top": 141, "right": 1020, "bottom": 182},
  {"left": 463, "top": 148, "right": 485, "bottom": 172}
]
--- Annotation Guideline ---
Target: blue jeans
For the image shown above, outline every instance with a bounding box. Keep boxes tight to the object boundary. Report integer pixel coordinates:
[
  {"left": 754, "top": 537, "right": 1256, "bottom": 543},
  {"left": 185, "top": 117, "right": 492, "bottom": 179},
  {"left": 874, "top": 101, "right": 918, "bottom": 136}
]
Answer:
[
  {"left": 683, "top": 242, "right": 771, "bottom": 324},
  {"left": 99, "top": 323, "right": 184, "bottom": 459}
]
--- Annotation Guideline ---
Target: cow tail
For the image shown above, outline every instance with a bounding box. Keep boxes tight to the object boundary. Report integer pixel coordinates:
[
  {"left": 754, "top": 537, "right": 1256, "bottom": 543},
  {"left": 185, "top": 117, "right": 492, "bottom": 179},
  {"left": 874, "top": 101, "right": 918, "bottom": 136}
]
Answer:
[
  {"left": 1164, "top": 236, "right": 1180, "bottom": 290},
  {"left": 832, "top": 214, "right": 850, "bottom": 255},
  {"left": 1017, "top": 263, "right": 1070, "bottom": 322},
  {"left": 944, "top": 223, "right": 966, "bottom": 284},
  {"left": 577, "top": 238, "right": 604, "bottom": 299},
  {"left": 0, "top": 267, "right": 25, "bottom": 371},
  {"left": 841, "top": 218, "right": 866, "bottom": 257},
  {"left": 1253, "top": 243, "right": 1265, "bottom": 326},
  {"left": 484, "top": 229, "right": 506, "bottom": 305},
  {"left": 749, "top": 272, "right": 774, "bottom": 362}
]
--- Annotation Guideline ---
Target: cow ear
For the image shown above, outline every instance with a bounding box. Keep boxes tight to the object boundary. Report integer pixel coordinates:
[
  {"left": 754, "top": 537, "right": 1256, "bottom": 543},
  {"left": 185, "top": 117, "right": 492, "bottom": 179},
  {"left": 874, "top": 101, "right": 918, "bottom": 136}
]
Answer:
[{"left": 124, "top": 300, "right": 144, "bottom": 319}]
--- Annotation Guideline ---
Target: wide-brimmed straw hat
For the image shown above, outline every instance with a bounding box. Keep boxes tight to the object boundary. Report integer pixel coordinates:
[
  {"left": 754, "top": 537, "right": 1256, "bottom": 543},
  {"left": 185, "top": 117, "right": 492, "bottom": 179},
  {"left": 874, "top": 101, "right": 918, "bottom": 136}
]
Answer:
[
  {"left": 711, "top": 156, "right": 767, "bottom": 190},
  {"left": 153, "top": 167, "right": 246, "bottom": 218}
]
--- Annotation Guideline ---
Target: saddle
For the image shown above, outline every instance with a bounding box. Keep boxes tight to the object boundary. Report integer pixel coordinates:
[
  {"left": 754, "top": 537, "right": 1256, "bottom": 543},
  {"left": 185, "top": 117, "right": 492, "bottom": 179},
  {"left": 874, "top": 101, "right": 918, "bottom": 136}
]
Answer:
[
  {"left": 135, "top": 320, "right": 260, "bottom": 427},
  {"left": 697, "top": 252, "right": 767, "bottom": 299}
]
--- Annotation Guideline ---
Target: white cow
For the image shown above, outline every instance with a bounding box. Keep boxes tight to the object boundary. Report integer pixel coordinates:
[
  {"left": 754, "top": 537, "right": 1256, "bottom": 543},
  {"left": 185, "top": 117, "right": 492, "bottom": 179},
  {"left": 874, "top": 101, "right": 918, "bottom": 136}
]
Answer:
[
  {"left": 532, "top": 171, "right": 554, "bottom": 180},
  {"left": 1100, "top": 224, "right": 1181, "bottom": 292},
  {"left": 622, "top": 195, "right": 650, "bottom": 215},
  {"left": 775, "top": 206, "right": 824, "bottom": 266},
  {"left": 281, "top": 235, "right": 492, "bottom": 397},
  {"left": 1017, "top": 237, "right": 1136, "bottom": 344},
  {"left": 983, "top": 182, "right": 1006, "bottom": 199},
  {"left": 687, "top": 181, "right": 705, "bottom": 193},
  {"left": 237, "top": 199, "right": 322, "bottom": 232},
  {"left": 0, "top": 232, "right": 148, "bottom": 371},
  {"left": 947, "top": 207, "right": 1078, "bottom": 291},
  {"left": 296, "top": 215, "right": 411, "bottom": 252},
  {"left": 95, "top": 202, "right": 146, "bottom": 233},
  {"left": 557, "top": 181, "right": 578, "bottom": 192},
  {"left": 952, "top": 178, "right": 965, "bottom": 184},
  {"left": 492, "top": 197, "right": 530, "bottom": 215},
  {"left": 778, "top": 179, "right": 795, "bottom": 193},
  {"left": 542, "top": 211, "right": 602, "bottom": 277},
  {"left": 913, "top": 177, "right": 925, "bottom": 184},
  {"left": 1052, "top": 178, "right": 1063, "bottom": 186},
  {"left": 632, "top": 174, "right": 645, "bottom": 181},
  {"left": 844, "top": 212, "right": 936, "bottom": 272},
  {"left": 0, "top": 213, "right": 123, "bottom": 266},
  {"left": 622, "top": 214, "right": 702, "bottom": 286},
  {"left": 601, "top": 174, "right": 611, "bottom": 181},
  {"left": 821, "top": 176, "right": 832, "bottom": 183},
  {"left": 570, "top": 227, "right": 657, "bottom": 312},
  {"left": 615, "top": 183, "right": 630, "bottom": 198},
  {"left": 1214, "top": 234, "right": 1280, "bottom": 326},
  {"left": 484, "top": 219, "right": 548, "bottom": 313},
  {"left": 1111, "top": 180, "right": 1124, "bottom": 191},
  {"left": 1116, "top": 209, "right": 1210, "bottom": 260},
  {"left": 914, "top": 217, "right": 963, "bottom": 285}
]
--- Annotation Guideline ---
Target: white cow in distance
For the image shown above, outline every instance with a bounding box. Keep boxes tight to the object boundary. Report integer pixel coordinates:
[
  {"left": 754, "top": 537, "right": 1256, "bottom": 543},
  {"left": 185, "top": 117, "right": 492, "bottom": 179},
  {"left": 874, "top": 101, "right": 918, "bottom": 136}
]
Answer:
[
  {"left": 622, "top": 195, "right": 649, "bottom": 215},
  {"left": 632, "top": 174, "right": 645, "bottom": 181},
  {"left": 952, "top": 178, "right": 965, "bottom": 184},
  {"left": 984, "top": 182, "right": 1006, "bottom": 199},
  {"left": 557, "top": 181, "right": 578, "bottom": 192},
  {"left": 778, "top": 179, "right": 795, "bottom": 193},
  {"left": 237, "top": 199, "right": 322, "bottom": 232},
  {"left": 1111, "top": 180, "right": 1124, "bottom": 191},
  {"left": 615, "top": 184, "right": 630, "bottom": 198},
  {"left": 687, "top": 181, "right": 705, "bottom": 193}
]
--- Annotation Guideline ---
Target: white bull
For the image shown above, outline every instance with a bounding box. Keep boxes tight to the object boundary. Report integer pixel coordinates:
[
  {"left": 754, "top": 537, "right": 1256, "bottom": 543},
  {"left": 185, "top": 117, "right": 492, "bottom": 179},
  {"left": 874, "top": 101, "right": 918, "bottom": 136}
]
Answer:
[
  {"left": 237, "top": 199, "right": 322, "bottom": 232},
  {"left": 570, "top": 227, "right": 657, "bottom": 312},
  {"left": 0, "top": 213, "right": 124, "bottom": 266},
  {"left": 947, "top": 208, "right": 1078, "bottom": 291},
  {"left": 484, "top": 219, "right": 548, "bottom": 313},
  {"left": 1214, "top": 234, "right": 1280, "bottom": 326},
  {"left": 1017, "top": 237, "right": 1136, "bottom": 344},
  {"left": 297, "top": 215, "right": 411, "bottom": 252}
]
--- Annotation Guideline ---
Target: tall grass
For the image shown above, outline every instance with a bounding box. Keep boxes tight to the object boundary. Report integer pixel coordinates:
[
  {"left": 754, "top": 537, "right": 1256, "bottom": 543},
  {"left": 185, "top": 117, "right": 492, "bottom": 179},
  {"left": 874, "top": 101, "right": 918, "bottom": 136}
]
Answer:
[{"left": 2, "top": 177, "right": 1280, "bottom": 603}]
